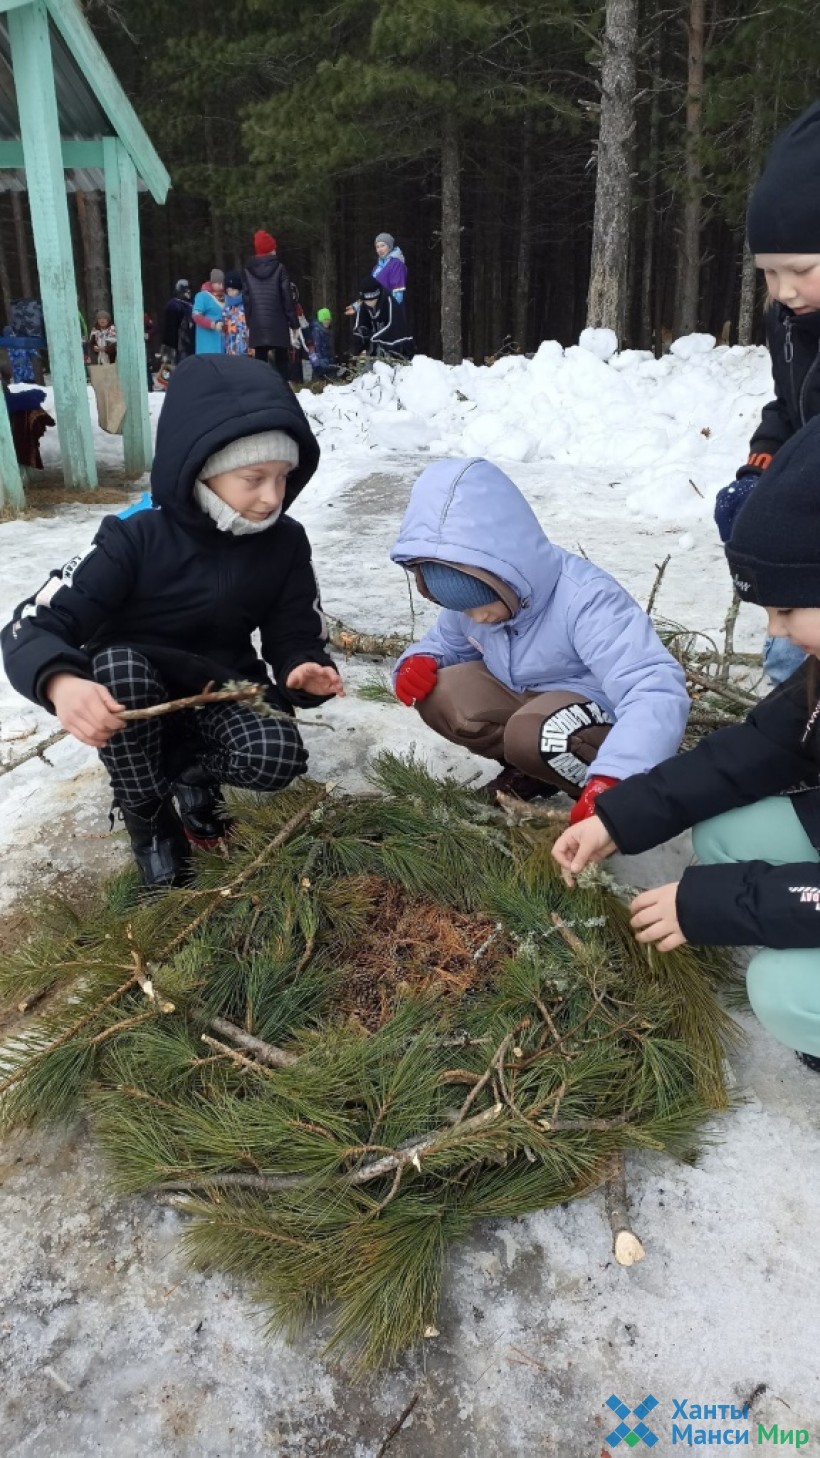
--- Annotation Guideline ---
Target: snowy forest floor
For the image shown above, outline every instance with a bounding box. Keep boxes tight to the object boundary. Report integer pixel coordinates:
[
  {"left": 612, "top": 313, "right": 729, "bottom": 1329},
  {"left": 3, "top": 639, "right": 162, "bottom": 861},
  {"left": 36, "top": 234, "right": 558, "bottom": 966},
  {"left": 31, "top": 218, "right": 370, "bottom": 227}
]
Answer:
[{"left": 2, "top": 346, "right": 820, "bottom": 1455}]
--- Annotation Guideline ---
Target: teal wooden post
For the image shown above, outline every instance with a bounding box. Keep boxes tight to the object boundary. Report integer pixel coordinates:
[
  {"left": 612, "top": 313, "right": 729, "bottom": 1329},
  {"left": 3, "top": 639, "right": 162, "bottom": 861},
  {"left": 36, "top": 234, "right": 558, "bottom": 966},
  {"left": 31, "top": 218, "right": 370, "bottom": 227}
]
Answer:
[
  {"left": 7, "top": 0, "right": 97, "bottom": 489},
  {"left": 104, "top": 137, "right": 152, "bottom": 477},
  {"left": 0, "top": 403, "right": 26, "bottom": 511}
]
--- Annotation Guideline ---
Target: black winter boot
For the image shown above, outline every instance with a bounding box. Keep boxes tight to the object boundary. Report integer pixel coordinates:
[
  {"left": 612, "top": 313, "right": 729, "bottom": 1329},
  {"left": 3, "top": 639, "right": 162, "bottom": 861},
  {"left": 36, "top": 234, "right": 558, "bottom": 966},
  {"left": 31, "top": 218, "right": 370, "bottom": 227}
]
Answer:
[
  {"left": 173, "top": 768, "right": 232, "bottom": 850},
  {"left": 477, "top": 762, "right": 560, "bottom": 804},
  {"left": 117, "top": 799, "right": 190, "bottom": 888},
  {"left": 796, "top": 1050, "right": 820, "bottom": 1074}
]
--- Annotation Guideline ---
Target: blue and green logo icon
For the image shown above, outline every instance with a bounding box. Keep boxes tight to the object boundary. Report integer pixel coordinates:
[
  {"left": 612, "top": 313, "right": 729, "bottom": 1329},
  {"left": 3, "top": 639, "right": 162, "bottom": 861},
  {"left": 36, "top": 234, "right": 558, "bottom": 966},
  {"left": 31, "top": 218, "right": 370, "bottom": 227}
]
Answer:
[{"left": 605, "top": 1394, "right": 659, "bottom": 1448}]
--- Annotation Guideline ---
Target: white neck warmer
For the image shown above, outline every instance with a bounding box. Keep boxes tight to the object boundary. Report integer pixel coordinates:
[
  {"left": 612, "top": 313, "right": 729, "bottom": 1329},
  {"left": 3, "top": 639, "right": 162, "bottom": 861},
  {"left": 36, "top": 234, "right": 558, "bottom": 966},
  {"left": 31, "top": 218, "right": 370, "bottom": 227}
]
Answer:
[{"left": 194, "top": 481, "right": 282, "bottom": 536}]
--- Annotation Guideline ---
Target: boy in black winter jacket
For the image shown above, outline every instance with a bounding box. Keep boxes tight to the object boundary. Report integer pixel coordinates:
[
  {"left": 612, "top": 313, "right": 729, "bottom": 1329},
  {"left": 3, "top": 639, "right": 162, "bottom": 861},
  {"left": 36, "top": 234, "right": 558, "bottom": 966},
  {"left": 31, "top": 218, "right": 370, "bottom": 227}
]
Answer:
[
  {"left": 714, "top": 101, "right": 820, "bottom": 683},
  {"left": 1, "top": 354, "right": 344, "bottom": 887},
  {"left": 553, "top": 416, "right": 820, "bottom": 1071}
]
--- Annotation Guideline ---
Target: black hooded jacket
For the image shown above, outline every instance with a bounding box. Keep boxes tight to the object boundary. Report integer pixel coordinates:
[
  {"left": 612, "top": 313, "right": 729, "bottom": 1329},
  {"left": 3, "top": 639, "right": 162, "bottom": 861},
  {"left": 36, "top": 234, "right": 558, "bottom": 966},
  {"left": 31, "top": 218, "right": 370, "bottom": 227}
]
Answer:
[
  {"left": 594, "top": 665, "right": 820, "bottom": 949},
  {"left": 745, "top": 304, "right": 820, "bottom": 469},
  {"left": 1, "top": 355, "right": 335, "bottom": 712},
  {"left": 242, "top": 255, "right": 298, "bottom": 350}
]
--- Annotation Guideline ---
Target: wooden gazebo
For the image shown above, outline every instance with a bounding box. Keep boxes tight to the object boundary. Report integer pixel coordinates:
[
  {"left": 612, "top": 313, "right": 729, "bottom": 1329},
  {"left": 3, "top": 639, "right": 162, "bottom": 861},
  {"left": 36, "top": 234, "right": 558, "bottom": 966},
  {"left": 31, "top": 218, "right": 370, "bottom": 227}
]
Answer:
[{"left": 0, "top": 0, "right": 170, "bottom": 506}]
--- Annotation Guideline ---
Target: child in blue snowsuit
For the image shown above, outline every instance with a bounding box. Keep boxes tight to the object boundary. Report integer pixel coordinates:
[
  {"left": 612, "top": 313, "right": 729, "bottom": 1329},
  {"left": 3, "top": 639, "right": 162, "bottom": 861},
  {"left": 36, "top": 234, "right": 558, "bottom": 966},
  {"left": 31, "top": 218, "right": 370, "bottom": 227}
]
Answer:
[{"left": 390, "top": 458, "right": 690, "bottom": 821}]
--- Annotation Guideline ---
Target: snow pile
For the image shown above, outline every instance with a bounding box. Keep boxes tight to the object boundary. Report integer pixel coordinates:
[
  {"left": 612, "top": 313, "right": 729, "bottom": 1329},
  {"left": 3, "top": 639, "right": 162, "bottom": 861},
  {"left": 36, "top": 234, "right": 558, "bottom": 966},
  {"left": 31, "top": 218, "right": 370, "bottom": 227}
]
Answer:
[{"left": 295, "top": 334, "right": 773, "bottom": 523}]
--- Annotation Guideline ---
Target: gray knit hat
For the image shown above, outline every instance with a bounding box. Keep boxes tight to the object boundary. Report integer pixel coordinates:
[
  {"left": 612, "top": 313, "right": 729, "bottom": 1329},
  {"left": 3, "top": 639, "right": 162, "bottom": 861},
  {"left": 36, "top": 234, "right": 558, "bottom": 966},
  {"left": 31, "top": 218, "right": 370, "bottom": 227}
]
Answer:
[
  {"left": 200, "top": 429, "right": 299, "bottom": 480},
  {"left": 375, "top": 232, "right": 394, "bottom": 249},
  {"left": 210, "top": 268, "right": 224, "bottom": 286}
]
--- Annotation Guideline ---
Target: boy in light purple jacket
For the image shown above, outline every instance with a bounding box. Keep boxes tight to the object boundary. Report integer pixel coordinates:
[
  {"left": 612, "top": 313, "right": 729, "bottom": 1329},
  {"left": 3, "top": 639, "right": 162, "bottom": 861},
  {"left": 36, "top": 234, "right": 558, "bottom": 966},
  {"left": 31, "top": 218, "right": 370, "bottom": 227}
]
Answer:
[{"left": 390, "top": 458, "right": 690, "bottom": 822}]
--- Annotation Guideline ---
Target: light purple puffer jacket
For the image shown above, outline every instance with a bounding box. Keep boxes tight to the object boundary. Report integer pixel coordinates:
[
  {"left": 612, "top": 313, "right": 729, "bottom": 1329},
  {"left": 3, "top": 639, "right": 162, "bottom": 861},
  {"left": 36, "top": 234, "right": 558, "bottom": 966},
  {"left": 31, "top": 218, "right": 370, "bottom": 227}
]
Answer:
[{"left": 389, "top": 458, "right": 690, "bottom": 783}]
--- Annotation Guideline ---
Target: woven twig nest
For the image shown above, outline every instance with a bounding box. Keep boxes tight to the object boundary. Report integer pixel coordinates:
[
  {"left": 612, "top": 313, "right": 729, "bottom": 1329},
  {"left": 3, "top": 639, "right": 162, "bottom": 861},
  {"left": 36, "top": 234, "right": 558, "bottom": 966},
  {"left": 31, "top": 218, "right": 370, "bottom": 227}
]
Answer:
[{"left": 0, "top": 756, "right": 741, "bottom": 1370}]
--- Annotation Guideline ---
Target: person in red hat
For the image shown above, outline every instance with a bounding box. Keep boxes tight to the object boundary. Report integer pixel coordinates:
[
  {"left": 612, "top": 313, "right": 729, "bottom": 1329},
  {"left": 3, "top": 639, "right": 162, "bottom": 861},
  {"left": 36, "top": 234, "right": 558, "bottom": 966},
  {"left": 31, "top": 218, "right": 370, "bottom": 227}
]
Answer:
[{"left": 241, "top": 230, "right": 299, "bottom": 383}]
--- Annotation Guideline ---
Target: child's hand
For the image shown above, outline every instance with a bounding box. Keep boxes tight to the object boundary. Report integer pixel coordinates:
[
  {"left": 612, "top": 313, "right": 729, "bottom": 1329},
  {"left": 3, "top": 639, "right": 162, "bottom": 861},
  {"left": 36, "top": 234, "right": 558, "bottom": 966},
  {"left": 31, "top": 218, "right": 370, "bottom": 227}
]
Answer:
[
  {"left": 551, "top": 815, "right": 617, "bottom": 886},
  {"left": 395, "top": 655, "right": 438, "bottom": 706},
  {"left": 286, "top": 663, "right": 345, "bottom": 698},
  {"left": 629, "top": 883, "right": 687, "bottom": 952},
  {"left": 46, "top": 672, "right": 126, "bottom": 748}
]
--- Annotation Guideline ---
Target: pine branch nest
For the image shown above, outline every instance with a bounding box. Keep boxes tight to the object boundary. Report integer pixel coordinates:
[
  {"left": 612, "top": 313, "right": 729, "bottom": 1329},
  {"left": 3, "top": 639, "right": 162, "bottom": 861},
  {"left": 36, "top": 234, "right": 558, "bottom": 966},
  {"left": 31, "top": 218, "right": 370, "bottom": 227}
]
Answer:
[{"left": 0, "top": 755, "right": 742, "bottom": 1372}]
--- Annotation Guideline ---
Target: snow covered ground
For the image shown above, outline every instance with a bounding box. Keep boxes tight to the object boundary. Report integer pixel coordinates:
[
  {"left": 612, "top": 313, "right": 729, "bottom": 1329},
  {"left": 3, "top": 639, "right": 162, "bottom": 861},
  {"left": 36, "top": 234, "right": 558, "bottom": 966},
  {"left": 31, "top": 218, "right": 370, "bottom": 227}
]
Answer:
[{"left": 2, "top": 335, "right": 820, "bottom": 1457}]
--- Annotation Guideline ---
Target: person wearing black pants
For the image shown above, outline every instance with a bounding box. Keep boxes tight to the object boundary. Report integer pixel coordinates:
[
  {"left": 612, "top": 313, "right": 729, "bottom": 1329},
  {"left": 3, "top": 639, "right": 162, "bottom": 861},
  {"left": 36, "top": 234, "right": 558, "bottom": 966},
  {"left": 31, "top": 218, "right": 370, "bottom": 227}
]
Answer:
[
  {"left": 253, "top": 344, "right": 291, "bottom": 383},
  {"left": 1, "top": 354, "right": 344, "bottom": 888},
  {"left": 242, "top": 230, "right": 298, "bottom": 386}
]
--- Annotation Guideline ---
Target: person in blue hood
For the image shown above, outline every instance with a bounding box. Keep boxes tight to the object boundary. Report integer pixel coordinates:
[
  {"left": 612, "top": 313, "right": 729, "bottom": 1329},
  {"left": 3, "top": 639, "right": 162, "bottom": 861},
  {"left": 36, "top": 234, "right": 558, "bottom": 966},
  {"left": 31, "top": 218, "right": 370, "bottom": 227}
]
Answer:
[
  {"left": 390, "top": 458, "right": 689, "bottom": 817},
  {"left": 1, "top": 355, "right": 344, "bottom": 888}
]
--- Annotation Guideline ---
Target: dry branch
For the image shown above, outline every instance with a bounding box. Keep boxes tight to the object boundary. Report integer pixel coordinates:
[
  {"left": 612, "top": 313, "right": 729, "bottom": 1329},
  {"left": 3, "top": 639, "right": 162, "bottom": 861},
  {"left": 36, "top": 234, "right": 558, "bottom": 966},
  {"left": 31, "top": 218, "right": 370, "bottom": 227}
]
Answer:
[
  {"left": 209, "top": 1017, "right": 298, "bottom": 1068},
  {"left": 604, "top": 1151, "right": 645, "bottom": 1265},
  {"left": 328, "top": 620, "right": 410, "bottom": 659},
  {"left": 495, "top": 790, "right": 569, "bottom": 824},
  {"left": 118, "top": 681, "right": 266, "bottom": 721},
  {"left": 646, "top": 554, "right": 671, "bottom": 616},
  {"left": 0, "top": 728, "right": 67, "bottom": 779}
]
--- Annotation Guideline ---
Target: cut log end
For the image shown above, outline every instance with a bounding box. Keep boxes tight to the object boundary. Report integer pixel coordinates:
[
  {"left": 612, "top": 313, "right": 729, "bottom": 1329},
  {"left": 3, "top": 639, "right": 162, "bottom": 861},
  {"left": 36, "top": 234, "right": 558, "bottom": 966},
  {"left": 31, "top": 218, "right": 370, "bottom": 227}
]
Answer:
[{"left": 612, "top": 1228, "right": 646, "bottom": 1266}]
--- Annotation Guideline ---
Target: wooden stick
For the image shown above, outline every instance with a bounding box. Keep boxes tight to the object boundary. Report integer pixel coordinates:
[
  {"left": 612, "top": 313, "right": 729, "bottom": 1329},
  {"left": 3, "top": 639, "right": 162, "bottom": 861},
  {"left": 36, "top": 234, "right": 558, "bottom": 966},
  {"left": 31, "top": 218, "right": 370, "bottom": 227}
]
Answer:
[
  {"left": 152, "top": 1105, "right": 504, "bottom": 1195},
  {"left": 200, "top": 1033, "right": 277, "bottom": 1078},
  {"left": 118, "top": 681, "right": 265, "bottom": 721},
  {"left": 495, "top": 790, "right": 569, "bottom": 824},
  {"left": 0, "top": 728, "right": 67, "bottom": 779},
  {"left": 456, "top": 1030, "right": 517, "bottom": 1122},
  {"left": 208, "top": 1017, "right": 298, "bottom": 1068},
  {"left": 375, "top": 1393, "right": 421, "bottom": 1458},
  {"left": 328, "top": 620, "right": 410, "bottom": 659},
  {"left": 604, "top": 1151, "right": 645, "bottom": 1265},
  {"left": 646, "top": 553, "right": 671, "bottom": 616},
  {"left": 719, "top": 591, "right": 741, "bottom": 686},
  {"left": 550, "top": 912, "right": 588, "bottom": 959}
]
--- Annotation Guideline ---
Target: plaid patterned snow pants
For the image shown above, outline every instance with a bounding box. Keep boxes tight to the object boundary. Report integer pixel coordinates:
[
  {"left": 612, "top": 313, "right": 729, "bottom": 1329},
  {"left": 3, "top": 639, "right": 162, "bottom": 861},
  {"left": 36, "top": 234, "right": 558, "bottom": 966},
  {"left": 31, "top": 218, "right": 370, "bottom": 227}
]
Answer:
[{"left": 93, "top": 646, "right": 307, "bottom": 809}]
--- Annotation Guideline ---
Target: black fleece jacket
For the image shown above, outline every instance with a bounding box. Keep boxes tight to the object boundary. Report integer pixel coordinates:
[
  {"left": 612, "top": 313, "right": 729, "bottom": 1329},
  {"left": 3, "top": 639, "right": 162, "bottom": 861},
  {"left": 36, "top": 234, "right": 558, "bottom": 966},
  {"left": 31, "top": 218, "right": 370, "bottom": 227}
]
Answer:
[
  {"left": 1, "top": 354, "right": 336, "bottom": 713},
  {"left": 242, "top": 255, "right": 298, "bottom": 350},
  {"left": 745, "top": 304, "right": 820, "bottom": 468},
  {"left": 594, "top": 664, "right": 820, "bottom": 949}
]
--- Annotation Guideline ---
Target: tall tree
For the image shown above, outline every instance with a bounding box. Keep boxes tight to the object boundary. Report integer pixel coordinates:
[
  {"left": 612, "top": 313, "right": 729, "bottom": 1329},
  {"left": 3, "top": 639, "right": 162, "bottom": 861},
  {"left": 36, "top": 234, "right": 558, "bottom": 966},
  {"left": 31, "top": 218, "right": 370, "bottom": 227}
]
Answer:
[
  {"left": 674, "top": 0, "right": 705, "bottom": 335},
  {"left": 586, "top": 0, "right": 639, "bottom": 341}
]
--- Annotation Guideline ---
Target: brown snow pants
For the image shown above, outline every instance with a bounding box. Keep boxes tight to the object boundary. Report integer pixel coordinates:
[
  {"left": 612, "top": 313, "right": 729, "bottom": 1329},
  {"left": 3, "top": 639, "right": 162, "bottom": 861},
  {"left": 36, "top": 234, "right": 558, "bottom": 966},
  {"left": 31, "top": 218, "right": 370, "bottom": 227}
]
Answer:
[{"left": 417, "top": 662, "right": 612, "bottom": 796}]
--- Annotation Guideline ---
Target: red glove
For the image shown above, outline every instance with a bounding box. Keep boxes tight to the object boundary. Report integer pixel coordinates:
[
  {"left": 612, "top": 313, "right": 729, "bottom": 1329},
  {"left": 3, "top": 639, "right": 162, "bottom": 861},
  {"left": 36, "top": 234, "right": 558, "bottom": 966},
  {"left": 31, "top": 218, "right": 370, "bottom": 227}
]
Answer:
[
  {"left": 569, "top": 775, "right": 620, "bottom": 825},
  {"left": 395, "top": 655, "right": 439, "bottom": 706}
]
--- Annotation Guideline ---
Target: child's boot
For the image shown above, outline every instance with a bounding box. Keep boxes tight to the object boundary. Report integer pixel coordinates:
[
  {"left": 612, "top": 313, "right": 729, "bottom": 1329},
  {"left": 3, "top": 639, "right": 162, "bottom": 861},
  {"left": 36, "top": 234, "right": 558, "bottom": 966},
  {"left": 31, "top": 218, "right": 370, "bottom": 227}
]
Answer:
[
  {"left": 118, "top": 799, "right": 190, "bottom": 888},
  {"left": 173, "top": 767, "right": 232, "bottom": 850},
  {"left": 478, "top": 761, "right": 559, "bottom": 804}
]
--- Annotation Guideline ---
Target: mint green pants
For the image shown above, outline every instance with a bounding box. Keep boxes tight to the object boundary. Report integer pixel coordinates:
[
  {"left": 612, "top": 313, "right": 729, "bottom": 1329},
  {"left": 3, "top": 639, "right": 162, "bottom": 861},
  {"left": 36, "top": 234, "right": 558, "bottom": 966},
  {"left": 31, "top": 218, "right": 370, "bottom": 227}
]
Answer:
[{"left": 693, "top": 798, "right": 820, "bottom": 1055}]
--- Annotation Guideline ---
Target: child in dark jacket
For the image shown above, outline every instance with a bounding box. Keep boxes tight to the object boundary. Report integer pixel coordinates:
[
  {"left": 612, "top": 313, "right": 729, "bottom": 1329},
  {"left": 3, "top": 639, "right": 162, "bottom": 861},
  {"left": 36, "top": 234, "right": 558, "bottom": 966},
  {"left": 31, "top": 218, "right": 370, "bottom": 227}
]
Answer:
[
  {"left": 1, "top": 354, "right": 344, "bottom": 888},
  {"left": 714, "top": 101, "right": 820, "bottom": 683},
  {"left": 554, "top": 415, "right": 820, "bottom": 1068}
]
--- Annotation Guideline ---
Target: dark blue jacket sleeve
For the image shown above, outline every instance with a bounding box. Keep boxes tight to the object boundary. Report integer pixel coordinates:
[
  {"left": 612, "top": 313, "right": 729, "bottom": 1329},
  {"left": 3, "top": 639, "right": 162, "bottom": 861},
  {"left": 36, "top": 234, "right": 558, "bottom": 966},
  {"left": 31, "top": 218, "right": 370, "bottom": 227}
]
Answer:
[
  {"left": 259, "top": 524, "right": 336, "bottom": 707},
  {"left": 677, "top": 861, "right": 820, "bottom": 948},
  {"left": 1, "top": 517, "right": 139, "bottom": 709},
  {"left": 595, "top": 673, "right": 818, "bottom": 854}
]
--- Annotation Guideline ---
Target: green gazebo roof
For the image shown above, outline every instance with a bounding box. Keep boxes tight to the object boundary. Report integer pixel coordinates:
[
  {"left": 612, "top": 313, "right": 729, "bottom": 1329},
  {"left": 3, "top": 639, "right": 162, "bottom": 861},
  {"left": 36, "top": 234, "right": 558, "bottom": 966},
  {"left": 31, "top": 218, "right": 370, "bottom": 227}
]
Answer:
[{"left": 0, "top": 0, "right": 169, "bottom": 200}]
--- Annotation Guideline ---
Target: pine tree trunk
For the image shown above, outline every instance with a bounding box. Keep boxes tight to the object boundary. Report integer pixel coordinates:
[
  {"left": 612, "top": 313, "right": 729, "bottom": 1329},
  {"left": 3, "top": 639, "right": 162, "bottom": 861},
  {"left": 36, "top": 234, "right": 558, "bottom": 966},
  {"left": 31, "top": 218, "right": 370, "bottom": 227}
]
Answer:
[
  {"left": 75, "top": 186, "right": 109, "bottom": 316},
  {"left": 313, "top": 211, "right": 337, "bottom": 316},
  {"left": 586, "top": 0, "right": 638, "bottom": 342},
  {"left": 675, "top": 0, "right": 705, "bottom": 336},
  {"left": 514, "top": 117, "right": 533, "bottom": 350},
  {"left": 10, "top": 189, "right": 33, "bottom": 297},
  {"left": 440, "top": 114, "right": 462, "bottom": 365},
  {"left": 737, "top": 86, "right": 766, "bottom": 345},
  {"left": 639, "top": 50, "right": 661, "bottom": 350}
]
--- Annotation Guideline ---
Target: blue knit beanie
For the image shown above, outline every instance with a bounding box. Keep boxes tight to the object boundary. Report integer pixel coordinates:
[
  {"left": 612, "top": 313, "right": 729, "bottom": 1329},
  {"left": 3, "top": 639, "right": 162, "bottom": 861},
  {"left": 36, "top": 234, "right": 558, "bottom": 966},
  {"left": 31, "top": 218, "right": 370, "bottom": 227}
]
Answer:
[{"left": 420, "top": 562, "right": 500, "bottom": 611}]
